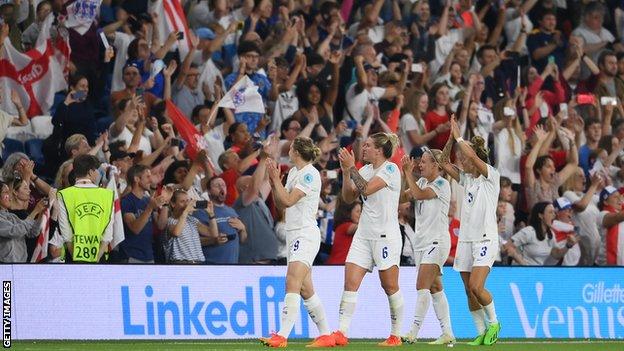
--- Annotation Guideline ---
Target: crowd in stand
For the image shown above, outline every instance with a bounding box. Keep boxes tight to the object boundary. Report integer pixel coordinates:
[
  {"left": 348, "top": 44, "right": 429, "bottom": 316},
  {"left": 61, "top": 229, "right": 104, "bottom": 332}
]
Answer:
[{"left": 0, "top": 0, "right": 623, "bottom": 266}]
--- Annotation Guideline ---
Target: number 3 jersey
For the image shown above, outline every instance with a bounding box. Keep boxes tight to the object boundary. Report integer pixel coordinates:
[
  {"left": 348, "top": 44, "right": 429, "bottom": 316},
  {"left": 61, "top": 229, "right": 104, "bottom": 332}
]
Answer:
[
  {"left": 284, "top": 163, "right": 321, "bottom": 231},
  {"left": 413, "top": 176, "right": 451, "bottom": 250},
  {"left": 459, "top": 164, "right": 500, "bottom": 242},
  {"left": 355, "top": 161, "right": 401, "bottom": 241}
]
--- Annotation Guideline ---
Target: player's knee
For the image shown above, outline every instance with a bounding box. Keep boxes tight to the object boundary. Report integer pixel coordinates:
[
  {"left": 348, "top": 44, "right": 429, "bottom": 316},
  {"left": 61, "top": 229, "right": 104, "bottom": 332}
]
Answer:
[
  {"left": 468, "top": 282, "right": 482, "bottom": 297},
  {"left": 381, "top": 282, "right": 399, "bottom": 296},
  {"left": 299, "top": 285, "right": 314, "bottom": 300},
  {"left": 430, "top": 280, "right": 443, "bottom": 294}
]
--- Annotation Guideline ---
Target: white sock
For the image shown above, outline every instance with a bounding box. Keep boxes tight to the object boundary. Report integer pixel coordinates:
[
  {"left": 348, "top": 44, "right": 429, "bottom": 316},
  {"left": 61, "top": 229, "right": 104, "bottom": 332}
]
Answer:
[
  {"left": 304, "top": 294, "right": 330, "bottom": 336},
  {"left": 409, "top": 289, "right": 431, "bottom": 338},
  {"left": 470, "top": 309, "right": 487, "bottom": 335},
  {"left": 431, "top": 290, "right": 454, "bottom": 337},
  {"left": 338, "top": 291, "right": 358, "bottom": 335},
  {"left": 388, "top": 290, "right": 404, "bottom": 336},
  {"left": 278, "top": 293, "right": 301, "bottom": 338},
  {"left": 483, "top": 301, "right": 498, "bottom": 324}
]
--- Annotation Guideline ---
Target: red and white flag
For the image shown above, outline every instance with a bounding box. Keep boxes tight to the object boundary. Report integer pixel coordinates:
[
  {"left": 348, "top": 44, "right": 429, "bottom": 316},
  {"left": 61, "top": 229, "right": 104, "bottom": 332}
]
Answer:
[
  {"left": 0, "top": 14, "right": 70, "bottom": 117},
  {"left": 30, "top": 206, "right": 51, "bottom": 263},
  {"left": 165, "top": 99, "right": 208, "bottom": 161},
  {"left": 149, "top": 0, "right": 192, "bottom": 59},
  {"left": 64, "top": 0, "right": 103, "bottom": 35},
  {"left": 107, "top": 174, "right": 125, "bottom": 250}
]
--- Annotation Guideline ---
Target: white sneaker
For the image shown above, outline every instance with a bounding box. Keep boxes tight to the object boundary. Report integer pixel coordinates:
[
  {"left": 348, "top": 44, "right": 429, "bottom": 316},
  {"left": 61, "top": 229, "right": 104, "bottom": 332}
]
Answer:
[
  {"left": 400, "top": 334, "right": 417, "bottom": 344},
  {"left": 428, "top": 333, "right": 456, "bottom": 345}
]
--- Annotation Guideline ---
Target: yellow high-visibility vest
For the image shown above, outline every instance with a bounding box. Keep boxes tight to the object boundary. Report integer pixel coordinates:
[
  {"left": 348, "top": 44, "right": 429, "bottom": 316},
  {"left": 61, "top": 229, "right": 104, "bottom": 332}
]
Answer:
[{"left": 59, "top": 186, "right": 113, "bottom": 263}]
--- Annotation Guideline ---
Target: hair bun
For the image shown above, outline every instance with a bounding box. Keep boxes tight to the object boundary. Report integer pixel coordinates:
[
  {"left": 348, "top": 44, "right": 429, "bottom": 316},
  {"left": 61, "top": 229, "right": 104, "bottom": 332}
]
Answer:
[{"left": 471, "top": 135, "right": 485, "bottom": 148}]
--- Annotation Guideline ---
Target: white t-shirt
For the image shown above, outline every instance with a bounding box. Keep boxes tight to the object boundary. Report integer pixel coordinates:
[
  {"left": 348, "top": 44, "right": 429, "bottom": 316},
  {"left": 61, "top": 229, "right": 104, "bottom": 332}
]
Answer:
[
  {"left": 196, "top": 123, "right": 225, "bottom": 174},
  {"left": 109, "top": 125, "right": 153, "bottom": 156},
  {"left": 355, "top": 161, "right": 401, "bottom": 240},
  {"left": 494, "top": 128, "right": 522, "bottom": 184},
  {"left": 511, "top": 226, "right": 558, "bottom": 266},
  {"left": 271, "top": 87, "right": 299, "bottom": 133},
  {"left": 504, "top": 9, "right": 533, "bottom": 54},
  {"left": 432, "top": 29, "right": 465, "bottom": 75},
  {"left": 572, "top": 24, "right": 615, "bottom": 78},
  {"left": 563, "top": 190, "right": 601, "bottom": 265},
  {"left": 284, "top": 163, "right": 321, "bottom": 231},
  {"left": 459, "top": 164, "right": 500, "bottom": 242},
  {"left": 344, "top": 84, "right": 386, "bottom": 124},
  {"left": 112, "top": 32, "right": 135, "bottom": 92},
  {"left": 413, "top": 176, "right": 451, "bottom": 250},
  {"left": 399, "top": 113, "right": 424, "bottom": 154}
]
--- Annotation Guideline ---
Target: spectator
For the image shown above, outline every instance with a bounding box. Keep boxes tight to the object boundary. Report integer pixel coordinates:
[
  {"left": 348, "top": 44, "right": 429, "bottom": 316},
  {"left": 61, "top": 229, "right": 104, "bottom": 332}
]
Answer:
[
  {"left": 224, "top": 41, "right": 274, "bottom": 133},
  {"left": 120, "top": 165, "right": 170, "bottom": 263},
  {"left": 571, "top": 2, "right": 618, "bottom": 79},
  {"left": 492, "top": 97, "right": 525, "bottom": 187},
  {"left": 524, "top": 124, "right": 578, "bottom": 208},
  {"left": 596, "top": 186, "right": 624, "bottom": 266},
  {"left": 504, "top": 202, "right": 577, "bottom": 265},
  {"left": 399, "top": 88, "right": 445, "bottom": 154},
  {"left": 111, "top": 63, "right": 160, "bottom": 117},
  {"left": 53, "top": 75, "right": 97, "bottom": 147},
  {"left": 326, "top": 197, "right": 361, "bottom": 265},
  {"left": 527, "top": 9, "right": 567, "bottom": 72},
  {"left": 425, "top": 83, "right": 452, "bottom": 150},
  {"left": 552, "top": 197, "right": 582, "bottom": 266},
  {"left": 164, "top": 189, "right": 217, "bottom": 264},
  {"left": 234, "top": 150, "right": 278, "bottom": 264},
  {"left": 578, "top": 117, "right": 603, "bottom": 176},
  {"left": 591, "top": 51, "right": 624, "bottom": 119},
  {"left": 562, "top": 167, "right": 603, "bottom": 266},
  {"left": 193, "top": 101, "right": 235, "bottom": 174},
  {"left": 172, "top": 35, "right": 208, "bottom": 118},
  {"left": 196, "top": 176, "right": 248, "bottom": 264},
  {"left": 0, "top": 180, "right": 46, "bottom": 262},
  {"left": 57, "top": 155, "right": 114, "bottom": 263},
  {"left": 21, "top": 0, "right": 52, "bottom": 51}
]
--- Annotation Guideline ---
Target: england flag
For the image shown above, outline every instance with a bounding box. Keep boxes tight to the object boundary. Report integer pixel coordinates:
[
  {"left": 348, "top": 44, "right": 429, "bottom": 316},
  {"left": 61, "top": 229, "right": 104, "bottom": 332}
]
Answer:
[{"left": 218, "top": 75, "right": 265, "bottom": 114}]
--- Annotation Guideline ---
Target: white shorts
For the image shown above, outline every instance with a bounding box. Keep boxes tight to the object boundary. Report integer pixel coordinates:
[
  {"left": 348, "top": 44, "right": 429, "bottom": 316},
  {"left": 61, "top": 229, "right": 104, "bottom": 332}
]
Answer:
[
  {"left": 287, "top": 227, "right": 321, "bottom": 268},
  {"left": 414, "top": 244, "right": 450, "bottom": 274},
  {"left": 346, "top": 235, "right": 401, "bottom": 272},
  {"left": 453, "top": 239, "right": 499, "bottom": 272}
]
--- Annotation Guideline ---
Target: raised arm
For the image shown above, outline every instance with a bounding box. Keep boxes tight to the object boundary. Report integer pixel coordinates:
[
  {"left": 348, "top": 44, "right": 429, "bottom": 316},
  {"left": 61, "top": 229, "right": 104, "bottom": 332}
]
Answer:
[
  {"left": 266, "top": 158, "right": 305, "bottom": 209},
  {"left": 524, "top": 125, "right": 548, "bottom": 189},
  {"left": 401, "top": 155, "right": 436, "bottom": 200},
  {"left": 450, "top": 116, "right": 489, "bottom": 178}
]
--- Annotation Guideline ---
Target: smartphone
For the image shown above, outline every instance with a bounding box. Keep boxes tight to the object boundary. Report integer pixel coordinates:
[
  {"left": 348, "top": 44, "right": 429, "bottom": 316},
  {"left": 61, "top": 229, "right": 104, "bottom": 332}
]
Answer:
[
  {"left": 503, "top": 107, "right": 515, "bottom": 117},
  {"left": 136, "top": 87, "right": 145, "bottom": 96},
  {"left": 72, "top": 90, "right": 87, "bottom": 101},
  {"left": 325, "top": 170, "right": 338, "bottom": 179},
  {"left": 600, "top": 96, "right": 617, "bottom": 106},
  {"left": 195, "top": 200, "right": 208, "bottom": 209},
  {"left": 170, "top": 138, "right": 181, "bottom": 147},
  {"left": 559, "top": 103, "right": 568, "bottom": 119},
  {"left": 548, "top": 55, "right": 555, "bottom": 64},
  {"left": 411, "top": 63, "right": 423, "bottom": 73},
  {"left": 176, "top": 31, "right": 184, "bottom": 40},
  {"left": 577, "top": 93, "right": 595, "bottom": 105},
  {"left": 226, "top": 233, "right": 237, "bottom": 241}
]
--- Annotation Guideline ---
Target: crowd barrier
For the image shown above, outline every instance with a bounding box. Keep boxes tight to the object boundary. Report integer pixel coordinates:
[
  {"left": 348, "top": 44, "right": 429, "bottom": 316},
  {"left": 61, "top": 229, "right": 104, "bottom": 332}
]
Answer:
[{"left": 1, "top": 265, "right": 623, "bottom": 339}]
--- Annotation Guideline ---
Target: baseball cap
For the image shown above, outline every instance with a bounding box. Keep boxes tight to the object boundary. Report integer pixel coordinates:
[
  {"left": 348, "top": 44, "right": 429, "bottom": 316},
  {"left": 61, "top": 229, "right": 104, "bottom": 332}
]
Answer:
[
  {"left": 410, "top": 146, "right": 426, "bottom": 159},
  {"left": 195, "top": 27, "right": 216, "bottom": 40},
  {"left": 554, "top": 197, "right": 572, "bottom": 211},
  {"left": 600, "top": 186, "right": 618, "bottom": 203}
]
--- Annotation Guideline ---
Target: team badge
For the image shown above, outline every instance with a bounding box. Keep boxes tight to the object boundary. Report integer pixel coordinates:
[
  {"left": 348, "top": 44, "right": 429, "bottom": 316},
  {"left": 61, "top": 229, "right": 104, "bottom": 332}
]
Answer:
[
  {"left": 303, "top": 173, "right": 313, "bottom": 184},
  {"left": 385, "top": 164, "right": 395, "bottom": 173}
]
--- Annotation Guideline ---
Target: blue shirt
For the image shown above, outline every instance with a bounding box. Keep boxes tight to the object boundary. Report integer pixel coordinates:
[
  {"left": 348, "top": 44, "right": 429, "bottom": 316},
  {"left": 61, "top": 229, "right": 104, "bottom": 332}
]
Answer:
[
  {"left": 120, "top": 193, "right": 154, "bottom": 261},
  {"left": 579, "top": 144, "right": 592, "bottom": 177},
  {"left": 127, "top": 58, "right": 165, "bottom": 99},
  {"left": 193, "top": 204, "right": 240, "bottom": 264},
  {"left": 224, "top": 71, "right": 272, "bottom": 133}
]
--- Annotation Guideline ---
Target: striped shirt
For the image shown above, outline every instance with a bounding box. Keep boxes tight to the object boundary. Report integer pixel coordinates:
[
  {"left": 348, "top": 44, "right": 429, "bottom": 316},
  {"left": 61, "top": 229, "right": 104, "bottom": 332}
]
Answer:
[{"left": 165, "top": 216, "right": 205, "bottom": 262}]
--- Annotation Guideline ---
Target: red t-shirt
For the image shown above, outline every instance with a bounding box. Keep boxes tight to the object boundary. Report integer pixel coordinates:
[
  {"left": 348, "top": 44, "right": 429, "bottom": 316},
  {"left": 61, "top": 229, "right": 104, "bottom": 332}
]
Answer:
[
  {"left": 424, "top": 110, "right": 450, "bottom": 150},
  {"left": 220, "top": 169, "right": 240, "bottom": 206},
  {"left": 326, "top": 222, "right": 355, "bottom": 264}
]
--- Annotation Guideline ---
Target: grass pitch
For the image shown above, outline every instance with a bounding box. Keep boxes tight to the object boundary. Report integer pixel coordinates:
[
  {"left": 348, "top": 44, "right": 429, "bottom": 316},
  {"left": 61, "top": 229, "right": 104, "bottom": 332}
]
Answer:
[{"left": 10, "top": 339, "right": 624, "bottom": 351}]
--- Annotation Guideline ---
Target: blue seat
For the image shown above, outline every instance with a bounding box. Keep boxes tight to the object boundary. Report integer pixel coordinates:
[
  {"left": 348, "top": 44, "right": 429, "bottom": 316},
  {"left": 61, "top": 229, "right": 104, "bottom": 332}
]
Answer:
[
  {"left": 25, "top": 139, "right": 45, "bottom": 166},
  {"left": 2, "top": 138, "right": 25, "bottom": 161}
]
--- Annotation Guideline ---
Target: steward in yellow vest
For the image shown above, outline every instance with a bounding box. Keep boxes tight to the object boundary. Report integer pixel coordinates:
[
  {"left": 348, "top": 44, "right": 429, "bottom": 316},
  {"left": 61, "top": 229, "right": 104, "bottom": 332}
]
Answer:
[{"left": 57, "top": 155, "right": 114, "bottom": 263}]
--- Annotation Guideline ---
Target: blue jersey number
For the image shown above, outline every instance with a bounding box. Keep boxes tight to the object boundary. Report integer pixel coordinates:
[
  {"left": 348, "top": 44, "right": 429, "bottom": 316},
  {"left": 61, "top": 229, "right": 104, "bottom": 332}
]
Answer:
[
  {"left": 382, "top": 246, "right": 388, "bottom": 259},
  {"left": 480, "top": 246, "right": 488, "bottom": 257}
]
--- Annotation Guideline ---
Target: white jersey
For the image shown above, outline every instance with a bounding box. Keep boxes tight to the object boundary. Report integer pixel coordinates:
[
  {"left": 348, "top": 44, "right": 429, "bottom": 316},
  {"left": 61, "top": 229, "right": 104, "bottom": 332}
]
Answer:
[
  {"left": 284, "top": 163, "right": 321, "bottom": 231},
  {"left": 413, "top": 176, "right": 451, "bottom": 250},
  {"left": 355, "top": 161, "right": 401, "bottom": 240},
  {"left": 459, "top": 164, "right": 500, "bottom": 242}
]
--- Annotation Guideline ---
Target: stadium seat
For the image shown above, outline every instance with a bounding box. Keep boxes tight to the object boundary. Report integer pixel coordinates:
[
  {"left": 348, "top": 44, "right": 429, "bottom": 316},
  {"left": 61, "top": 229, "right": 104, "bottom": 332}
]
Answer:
[
  {"left": 25, "top": 139, "right": 45, "bottom": 167},
  {"left": 30, "top": 116, "right": 54, "bottom": 139},
  {"left": 2, "top": 137, "right": 25, "bottom": 161}
]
